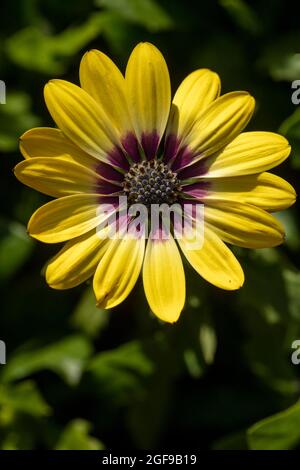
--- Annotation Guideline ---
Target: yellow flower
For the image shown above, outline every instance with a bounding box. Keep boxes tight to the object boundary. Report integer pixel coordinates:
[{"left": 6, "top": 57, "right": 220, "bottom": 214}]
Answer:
[{"left": 14, "top": 42, "right": 296, "bottom": 323}]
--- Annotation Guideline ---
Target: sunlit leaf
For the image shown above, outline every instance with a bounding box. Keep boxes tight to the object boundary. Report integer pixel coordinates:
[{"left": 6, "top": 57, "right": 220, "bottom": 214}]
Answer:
[
  {"left": 55, "top": 419, "right": 104, "bottom": 450},
  {"left": 5, "top": 12, "right": 115, "bottom": 74},
  {"left": 247, "top": 400, "right": 300, "bottom": 450},
  {"left": 96, "top": 0, "right": 173, "bottom": 31},
  {"left": 1, "top": 335, "right": 93, "bottom": 386},
  {"left": 0, "top": 381, "right": 51, "bottom": 420}
]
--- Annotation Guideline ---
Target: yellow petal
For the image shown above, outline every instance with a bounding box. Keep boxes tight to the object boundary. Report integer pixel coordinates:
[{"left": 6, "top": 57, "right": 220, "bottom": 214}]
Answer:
[
  {"left": 93, "top": 231, "right": 145, "bottom": 309},
  {"left": 178, "top": 224, "right": 244, "bottom": 290},
  {"left": 80, "top": 49, "right": 131, "bottom": 136},
  {"left": 19, "top": 127, "right": 97, "bottom": 167},
  {"left": 143, "top": 233, "right": 185, "bottom": 323},
  {"left": 187, "top": 91, "right": 255, "bottom": 159},
  {"left": 28, "top": 194, "right": 116, "bottom": 243},
  {"left": 125, "top": 42, "right": 171, "bottom": 151},
  {"left": 14, "top": 157, "right": 118, "bottom": 198},
  {"left": 203, "top": 132, "right": 291, "bottom": 177},
  {"left": 46, "top": 229, "right": 109, "bottom": 289},
  {"left": 203, "top": 172, "right": 296, "bottom": 211},
  {"left": 44, "top": 80, "right": 119, "bottom": 162},
  {"left": 19, "top": 127, "right": 125, "bottom": 184},
  {"left": 205, "top": 201, "right": 285, "bottom": 248},
  {"left": 167, "top": 69, "right": 220, "bottom": 141}
]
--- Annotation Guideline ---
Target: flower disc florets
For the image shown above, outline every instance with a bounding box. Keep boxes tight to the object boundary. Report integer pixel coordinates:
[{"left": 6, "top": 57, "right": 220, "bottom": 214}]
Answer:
[{"left": 123, "top": 160, "right": 181, "bottom": 206}]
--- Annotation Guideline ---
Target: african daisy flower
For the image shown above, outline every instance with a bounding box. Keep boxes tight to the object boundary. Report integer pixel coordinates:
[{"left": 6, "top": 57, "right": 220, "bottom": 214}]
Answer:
[{"left": 14, "top": 42, "right": 295, "bottom": 323}]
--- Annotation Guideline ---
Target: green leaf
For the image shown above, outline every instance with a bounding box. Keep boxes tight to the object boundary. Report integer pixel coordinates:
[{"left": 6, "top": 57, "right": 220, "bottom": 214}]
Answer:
[
  {"left": 71, "top": 287, "right": 109, "bottom": 338},
  {"left": 219, "top": 0, "right": 262, "bottom": 35},
  {"left": 279, "top": 107, "right": 300, "bottom": 139},
  {"left": 283, "top": 269, "right": 300, "bottom": 321},
  {"left": 199, "top": 317, "right": 217, "bottom": 365},
  {"left": 87, "top": 340, "right": 154, "bottom": 405},
  {"left": 55, "top": 419, "right": 104, "bottom": 450},
  {"left": 0, "top": 92, "right": 40, "bottom": 151},
  {"left": 279, "top": 108, "right": 300, "bottom": 169},
  {"left": 100, "top": 13, "right": 136, "bottom": 55},
  {"left": 0, "top": 381, "right": 51, "bottom": 420},
  {"left": 1, "top": 335, "right": 93, "bottom": 386},
  {"left": 275, "top": 210, "right": 300, "bottom": 251},
  {"left": 237, "top": 252, "right": 299, "bottom": 394},
  {"left": 84, "top": 335, "right": 172, "bottom": 448},
  {"left": 96, "top": 0, "right": 173, "bottom": 32},
  {"left": 86, "top": 330, "right": 183, "bottom": 403},
  {"left": 127, "top": 372, "right": 172, "bottom": 449},
  {"left": 258, "top": 32, "right": 300, "bottom": 81},
  {"left": 247, "top": 401, "right": 300, "bottom": 450},
  {"left": 5, "top": 12, "right": 114, "bottom": 74},
  {"left": 0, "top": 220, "right": 34, "bottom": 282},
  {"left": 183, "top": 273, "right": 217, "bottom": 378},
  {"left": 213, "top": 431, "right": 248, "bottom": 450}
]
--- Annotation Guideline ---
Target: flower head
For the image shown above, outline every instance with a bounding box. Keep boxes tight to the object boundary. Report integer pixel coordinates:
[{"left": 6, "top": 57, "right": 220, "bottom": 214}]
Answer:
[{"left": 15, "top": 42, "right": 296, "bottom": 323}]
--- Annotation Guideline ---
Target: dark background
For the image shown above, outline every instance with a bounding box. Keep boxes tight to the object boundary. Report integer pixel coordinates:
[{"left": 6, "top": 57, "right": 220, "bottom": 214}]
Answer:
[{"left": 1, "top": 0, "right": 300, "bottom": 450}]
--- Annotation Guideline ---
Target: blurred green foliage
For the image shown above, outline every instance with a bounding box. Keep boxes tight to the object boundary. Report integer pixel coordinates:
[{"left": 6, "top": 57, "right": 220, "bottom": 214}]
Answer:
[{"left": 1, "top": 0, "right": 300, "bottom": 450}]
